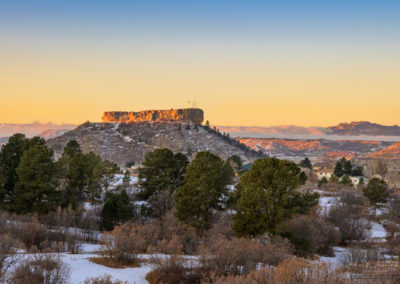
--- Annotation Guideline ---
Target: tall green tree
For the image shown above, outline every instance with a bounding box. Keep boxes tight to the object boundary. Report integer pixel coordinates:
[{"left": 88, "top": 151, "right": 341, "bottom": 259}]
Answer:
[
  {"left": 299, "top": 157, "right": 312, "bottom": 169},
  {"left": 137, "top": 149, "right": 188, "bottom": 218},
  {"left": 138, "top": 148, "right": 188, "bottom": 200},
  {"left": 0, "top": 134, "right": 28, "bottom": 207},
  {"left": 63, "top": 139, "right": 82, "bottom": 157},
  {"left": 227, "top": 155, "right": 243, "bottom": 173},
  {"left": 363, "top": 178, "right": 389, "bottom": 205},
  {"left": 174, "top": 151, "right": 233, "bottom": 233},
  {"left": 232, "top": 158, "right": 318, "bottom": 237},
  {"left": 12, "top": 145, "right": 60, "bottom": 214},
  {"left": 0, "top": 135, "right": 46, "bottom": 209},
  {"left": 343, "top": 160, "right": 353, "bottom": 175},
  {"left": 334, "top": 157, "right": 346, "bottom": 177},
  {"left": 101, "top": 189, "right": 133, "bottom": 230}
]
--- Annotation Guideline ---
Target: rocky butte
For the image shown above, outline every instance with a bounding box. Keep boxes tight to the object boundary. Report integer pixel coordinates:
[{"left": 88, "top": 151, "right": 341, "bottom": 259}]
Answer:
[{"left": 102, "top": 108, "right": 204, "bottom": 124}]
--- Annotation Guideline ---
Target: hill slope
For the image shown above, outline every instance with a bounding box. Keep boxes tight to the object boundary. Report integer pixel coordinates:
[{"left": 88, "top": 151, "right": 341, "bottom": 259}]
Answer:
[
  {"left": 238, "top": 138, "right": 393, "bottom": 161},
  {"left": 367, "top": 142, "right": 400, "bottom": 159},
  {"left": 47, "top": 122, "right": 262, "bottom": 165}
]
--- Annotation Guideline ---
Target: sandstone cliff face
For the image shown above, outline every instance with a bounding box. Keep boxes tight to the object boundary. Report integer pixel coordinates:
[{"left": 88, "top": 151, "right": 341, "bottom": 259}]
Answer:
[{"left": 102, "top": 108, "right": 204, "bottom": 124}]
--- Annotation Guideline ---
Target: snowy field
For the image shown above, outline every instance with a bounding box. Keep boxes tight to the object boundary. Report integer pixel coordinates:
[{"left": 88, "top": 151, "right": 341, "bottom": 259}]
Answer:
[{"left": 65, "top": 253, "right": 152, "bottom": 284}]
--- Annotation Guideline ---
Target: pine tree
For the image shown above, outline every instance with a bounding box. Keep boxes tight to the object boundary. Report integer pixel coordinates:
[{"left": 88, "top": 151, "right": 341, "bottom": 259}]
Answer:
[
  {"left": 363, "top": 178, "right": 389, "bottom": 205},
  {"left": 137, "top": 149, "right": 188, "bottom": 218},
  {"left": 0, "top": 134, "right": 28, "bottom": 208},
  {"left": 344, "top": 160, "right": 352, "bottom": 175},
  {"left": 101, "top": 189, "right": 133, "bottom": 230},
  {"left": 174, "top": 151, "right": 233, "bottom": 233},
  {"left": 232, "top": 158, "right": 318, "bottom": 237},
  {"left": 299, "top": 157, "right": 312, "bottom": 169},
  {"left": 138, "top": 149, "right": 188, "bottom": 200},
  {"left": 63, "top": 140, "right": 82, "bottom": 157},
  {"left": 334, "top": 158, "right": 345, "bottom": 177},
  {"left": 12, "top": 145, "right": 60, "bottom": 214}
]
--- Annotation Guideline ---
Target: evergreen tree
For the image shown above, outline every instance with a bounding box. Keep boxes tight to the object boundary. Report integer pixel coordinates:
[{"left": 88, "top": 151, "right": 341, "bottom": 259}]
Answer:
[
  {"left": 138, "top": 149, "right": 188, "bottom": 200},
  {"left": 175, "top": 151, "right": 233, "bottom": 233},
  {"left": 318, "top": 176, "right": 328, "bottom": 188},
  {"left": 137, "top": 149, "right": 188, "bottom": 218},
  {"left": 63, "top": 140, "right": 82, "bottom": 157},
  {"left": 59, "top": 142, "right": 114, "bottom": 207},
  {"left": 340, "top": 174, "right": 353, "bottom": 186},
  {"left": 231, "top": 158, "right": 318, "bottom": 237},
  {"left": 334, "top": 158, "right": 346, "bottom": 177},
  {"left": 125, "top": 160, "right": 135, "bottom": 168},
  {"left": 12, "top": 145, "right": 59, "bottom": 214},
  {"left": 343, "top": 160, "right": 352, "bottom": 175},
  {"left": 299, "top": 157, "right": 312, "bottom": 169},
  {"left": 351, "top": 166, "right": 363, "bottom": 177},
  {"left": 0, "top": 134, "right": 28, "bottom": 207},
  {"left": 101, "top": 189, "right": 133, "bottom": 230},
  {"left": 227, "top": 155, "right": 243, "bottom": 173},
  {"left": 363, "top": 178, "right": 389, "bottom": 205}
]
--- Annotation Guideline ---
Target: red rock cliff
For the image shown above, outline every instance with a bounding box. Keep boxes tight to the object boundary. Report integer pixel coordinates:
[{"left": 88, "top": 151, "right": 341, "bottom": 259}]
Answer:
[{"left": 102, "top": 108, "right": 204, "bottom": 124}]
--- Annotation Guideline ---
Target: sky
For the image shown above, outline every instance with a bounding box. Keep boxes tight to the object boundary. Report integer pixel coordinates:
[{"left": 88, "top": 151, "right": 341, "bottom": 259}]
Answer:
[{"left": 0, "top": 0, "right": 399, "bottom": 126}]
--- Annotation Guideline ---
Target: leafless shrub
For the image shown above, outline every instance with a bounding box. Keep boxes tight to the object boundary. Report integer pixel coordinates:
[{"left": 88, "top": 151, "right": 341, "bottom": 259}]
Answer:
[
  {"left": 207, "top": 212, "right": 236, "bottom": 240},
  {"left": 99, "top": 222, "right": 160, "bottom": 264},
  {"left": 339, "top": 248, "right": 384, "bottom": 266},
  {"left": 146, "top": 256, "right": 186, "bottom": 284},
  {"left": 0, "top": 233, "right": 21, "bottom": 281},
  {"left": 211, "top": 267, "right": 274, "bottom": 284},
  {"left": 84, "top": 274, "right": 127, "bottom": 284},
  {"left": 281, "top": 215, "right": 340, "bottom": 257},
  {"left": 327, "top": 198, "right": 370, "bottom": 243},
  {"left": 343, "top": 260, "right": 400, "bottom": 282},
  {"left": 159, "top": 210, "right": 200, "bottom": 254},
  {"left": 199, "top": 234, "right": 289, "bottom": 277},
  {"left": 273, "top": 257, "right": 344, "bottom": 284},
  {"left": 146, "top": 256, "right": 201, "bottom": 284},
  {"left": 10, "top": 254, "right": 70, "bottom": 284},
  {"left": 147, "top": 234, "right": 183, "bottom": 255},
  {"left": 211, "top": 258, "right": 346, "bottom": 284},
  {"left": 21, "top": 219, "right": 49, "bottom": 251}
]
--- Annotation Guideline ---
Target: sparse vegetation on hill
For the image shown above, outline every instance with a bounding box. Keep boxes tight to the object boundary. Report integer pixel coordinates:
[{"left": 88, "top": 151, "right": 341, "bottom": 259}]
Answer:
[{"left": 47, "top": 122, "right": 264, "bottom": 166}]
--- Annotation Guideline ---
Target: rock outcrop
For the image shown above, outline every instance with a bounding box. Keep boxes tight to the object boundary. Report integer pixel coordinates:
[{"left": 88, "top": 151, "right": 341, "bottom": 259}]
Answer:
[{"left": 102, "top": 108, "right": 204, "bottom": 124}]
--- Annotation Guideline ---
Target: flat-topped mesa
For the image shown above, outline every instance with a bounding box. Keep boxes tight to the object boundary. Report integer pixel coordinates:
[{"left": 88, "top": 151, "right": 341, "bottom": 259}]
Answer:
[{"left": 102, "top": 108, "right": 204, "bottom": 124}]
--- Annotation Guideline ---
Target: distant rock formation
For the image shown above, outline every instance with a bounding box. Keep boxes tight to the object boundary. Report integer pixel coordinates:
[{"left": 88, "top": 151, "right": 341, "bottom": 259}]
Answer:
[{"left": 102, "top": 108, "right": 204, "bottom": 124}]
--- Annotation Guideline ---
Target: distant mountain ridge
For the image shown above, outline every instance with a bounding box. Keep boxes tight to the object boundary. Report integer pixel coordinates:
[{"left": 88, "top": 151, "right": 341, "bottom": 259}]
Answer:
[
  {"left": 0, "top": 122, "right": 76, "bottom": 137},
  {"left": 327, "top": 121, "right": 400, "bottom": 136},
  {"left": 2, "top": 120, "right": 400, "bottom": 141},
  {"left": 219, "top": 121, "right": 400, "bottom": 138}
]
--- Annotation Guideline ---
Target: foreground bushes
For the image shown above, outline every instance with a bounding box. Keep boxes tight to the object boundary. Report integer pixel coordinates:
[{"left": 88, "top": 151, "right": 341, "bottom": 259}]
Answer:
[
  {"left": 199, "top": 235, "right": 289, "bottom": 276},
  {"left": 212, "top": 258, "right": 344, "bottom": 284},
  {"left": 11, "top": 254, "right": 70, "bottom": 284},
  {"left": 146, "top": 234, "right": 290, "bottom": 284}
]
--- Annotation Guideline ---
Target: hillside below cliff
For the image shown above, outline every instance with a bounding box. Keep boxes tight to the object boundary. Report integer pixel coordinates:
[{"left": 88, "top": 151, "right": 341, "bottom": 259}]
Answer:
[{"left": 47, "top": 122, "right": 262, "bottom": 165}]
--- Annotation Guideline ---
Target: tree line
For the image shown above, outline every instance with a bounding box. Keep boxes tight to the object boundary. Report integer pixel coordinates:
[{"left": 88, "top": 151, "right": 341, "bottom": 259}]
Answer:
[{"left": 0, "top": 134, "right": 119, "bottom": 214}]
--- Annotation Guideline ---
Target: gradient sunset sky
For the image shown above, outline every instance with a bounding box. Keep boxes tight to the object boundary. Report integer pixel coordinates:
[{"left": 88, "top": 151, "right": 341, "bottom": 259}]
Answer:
[{"left": 1, "top": 0, "right": 399, "bottom": 126}]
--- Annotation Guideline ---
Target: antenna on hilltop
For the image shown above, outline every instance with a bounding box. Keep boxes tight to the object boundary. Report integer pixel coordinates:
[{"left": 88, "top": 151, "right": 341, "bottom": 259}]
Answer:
[{"left": 187, "top": 99, "right": 197, "bottom": 108}]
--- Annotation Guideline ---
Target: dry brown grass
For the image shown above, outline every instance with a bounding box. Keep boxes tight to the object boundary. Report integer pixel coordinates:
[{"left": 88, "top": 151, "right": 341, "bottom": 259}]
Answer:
[{"left": 88, "top": 257, "right": 140, "bottom": 269}]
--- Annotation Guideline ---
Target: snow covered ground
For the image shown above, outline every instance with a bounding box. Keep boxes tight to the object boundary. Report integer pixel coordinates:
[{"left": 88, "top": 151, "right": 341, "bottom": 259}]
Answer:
[
  {"left": 65, "top": 253, "right": 152, "bottom": 284},
  {"left": 3, "top": 251, "right": 152, "bottom": 284}
]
